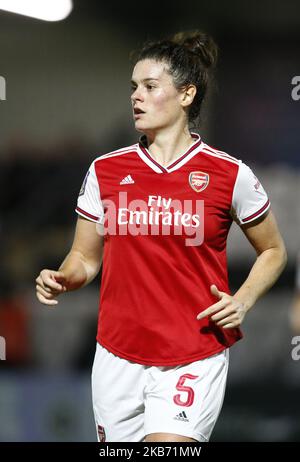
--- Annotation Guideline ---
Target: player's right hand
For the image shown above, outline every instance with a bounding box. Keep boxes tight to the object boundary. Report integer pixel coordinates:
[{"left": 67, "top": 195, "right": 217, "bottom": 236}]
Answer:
[{"left": 35, "top": 269, "right": 67, "bottom": 306}]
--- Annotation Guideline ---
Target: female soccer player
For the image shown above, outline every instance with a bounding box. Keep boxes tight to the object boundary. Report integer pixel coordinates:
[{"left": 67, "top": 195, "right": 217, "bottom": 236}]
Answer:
[{"left": 36, "top": 31, "right": 287, "bottom": 442}]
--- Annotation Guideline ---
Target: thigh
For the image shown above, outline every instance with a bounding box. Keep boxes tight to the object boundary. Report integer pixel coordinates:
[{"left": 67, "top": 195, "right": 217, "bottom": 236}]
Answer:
[
  {"left": 144, "top": 349, "right": 229, "bottom": 442},
  {"left": 91, "top": 343, "right": 145, "bottom": 442},
  {"left": 145, "top": 432, "right": 197, "bottom": 442}
]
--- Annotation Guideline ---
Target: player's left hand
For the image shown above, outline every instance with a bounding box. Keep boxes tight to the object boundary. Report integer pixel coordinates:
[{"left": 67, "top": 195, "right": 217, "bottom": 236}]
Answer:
[{"left": 196, "top": 285, "right": 248, "bottom": 329}]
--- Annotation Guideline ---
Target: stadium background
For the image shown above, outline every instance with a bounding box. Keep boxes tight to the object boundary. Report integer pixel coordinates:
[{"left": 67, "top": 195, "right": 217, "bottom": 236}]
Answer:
[{"left": 0, "top": 0, "right": 299, "bottom": 441}]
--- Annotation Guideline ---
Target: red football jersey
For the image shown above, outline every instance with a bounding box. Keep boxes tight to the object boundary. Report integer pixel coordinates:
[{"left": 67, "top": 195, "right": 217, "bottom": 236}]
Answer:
[{"left": 76, "top": 133, "right": 270, "bottom": 366}]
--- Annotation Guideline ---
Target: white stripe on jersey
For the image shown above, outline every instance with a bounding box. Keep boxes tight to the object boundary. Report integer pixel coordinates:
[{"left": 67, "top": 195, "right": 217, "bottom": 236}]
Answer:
[
  {"left": 95, "top": 145, "right": 139, "bottom": 162},
  {"left": 201, "top": 145, "right": 240, "bottom": 165},
  {"left": 203, "top": 145, "right": 239, "bottom": 162},
  {"left": 201, "top": 143, "right": 239, "bottom": 159}
]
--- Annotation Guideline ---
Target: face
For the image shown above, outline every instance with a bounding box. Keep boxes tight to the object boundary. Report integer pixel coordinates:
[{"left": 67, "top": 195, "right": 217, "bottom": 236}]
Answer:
[{"left": 131, "top": 59, "right": 186, "bottom": 133}]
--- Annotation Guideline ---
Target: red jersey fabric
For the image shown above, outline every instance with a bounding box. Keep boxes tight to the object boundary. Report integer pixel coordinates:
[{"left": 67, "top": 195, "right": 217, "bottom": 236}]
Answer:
[{"left": 76, "top": 133, "right": 270, "bottom": 366}]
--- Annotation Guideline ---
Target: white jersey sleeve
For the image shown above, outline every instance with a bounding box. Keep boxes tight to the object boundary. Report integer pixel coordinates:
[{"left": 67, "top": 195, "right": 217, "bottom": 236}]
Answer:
[
  {"left": 75, "top": 161, "right": 104, "bottom": 223},
  {"left": 231, "top": 162, "right": 270, "bottom": 225}
]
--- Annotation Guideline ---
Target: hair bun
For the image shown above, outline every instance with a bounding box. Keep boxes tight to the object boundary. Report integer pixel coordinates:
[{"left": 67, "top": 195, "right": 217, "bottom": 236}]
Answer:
[{"left": 172, "top": 31, "right": 218, "bottom": 69}]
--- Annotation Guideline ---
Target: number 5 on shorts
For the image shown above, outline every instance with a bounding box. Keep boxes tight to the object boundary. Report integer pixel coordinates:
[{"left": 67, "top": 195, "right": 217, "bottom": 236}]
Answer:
[{"left": 173, "top": 373, "right": 199, "bottom": 407}]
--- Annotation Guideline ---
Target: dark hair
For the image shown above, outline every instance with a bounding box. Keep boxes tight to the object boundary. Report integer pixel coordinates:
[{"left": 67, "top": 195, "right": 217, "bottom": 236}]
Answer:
[{"left": 132, "top": 31, "right": 218, "bottom": 125}]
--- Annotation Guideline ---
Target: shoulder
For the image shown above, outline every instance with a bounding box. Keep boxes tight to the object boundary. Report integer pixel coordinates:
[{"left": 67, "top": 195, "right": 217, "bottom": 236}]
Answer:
[
  {"left": 92, "top": 143, "right": 139, "bottom": 167},
  {"left": 200, "top": 143, "right": 261, "bottom": 186},
  {"left": 200, "top": 142, "right": 241, "bottom": 167}
]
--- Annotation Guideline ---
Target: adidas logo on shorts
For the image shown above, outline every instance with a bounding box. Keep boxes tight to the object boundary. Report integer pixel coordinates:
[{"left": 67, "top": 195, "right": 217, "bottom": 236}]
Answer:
[{"left": 174, "top": 411, "right": 189, "bottom": 422}]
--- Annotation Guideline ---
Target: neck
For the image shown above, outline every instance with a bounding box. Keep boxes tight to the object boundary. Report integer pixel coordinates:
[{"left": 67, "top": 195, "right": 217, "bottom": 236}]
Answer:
[{"left": 142, "top": 124, "right": 194, "bottom": 167}]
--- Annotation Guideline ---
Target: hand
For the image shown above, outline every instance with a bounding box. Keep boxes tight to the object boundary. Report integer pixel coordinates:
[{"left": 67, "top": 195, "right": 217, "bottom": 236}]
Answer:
[
  {"left": 35, "top": 269, "right": 67, "bottom": 306},
  {"left": 196, "top": 285, "right": 247, "bottom": 329}
]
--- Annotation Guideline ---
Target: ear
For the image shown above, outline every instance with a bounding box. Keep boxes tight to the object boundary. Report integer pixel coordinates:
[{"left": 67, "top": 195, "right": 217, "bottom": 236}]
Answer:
[{"left": 180, "top": 85, "right": 197, "bottom": 108}]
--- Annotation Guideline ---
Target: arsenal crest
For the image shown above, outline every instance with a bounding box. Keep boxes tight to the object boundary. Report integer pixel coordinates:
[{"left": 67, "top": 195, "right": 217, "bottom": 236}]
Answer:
[{"left": 189, "top": 171, "right": 209, "bottom": 192}]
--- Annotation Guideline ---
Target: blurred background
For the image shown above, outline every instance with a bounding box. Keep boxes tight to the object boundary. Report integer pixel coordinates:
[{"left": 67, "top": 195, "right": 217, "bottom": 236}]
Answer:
[{"left": 0, "top": 0, "right": 300, "bottom": 442}]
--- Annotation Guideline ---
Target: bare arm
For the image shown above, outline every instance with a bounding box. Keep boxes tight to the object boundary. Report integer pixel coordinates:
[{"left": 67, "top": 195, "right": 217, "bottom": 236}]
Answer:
[
  {"left": 36, "top": 216, "right": 104, "bottom": 305},
  {"left": 197, "top": 211, "right": 287, "bottom": 328},
  {"left": 233, "top": 211, "right": 287, "bottom": 309}
]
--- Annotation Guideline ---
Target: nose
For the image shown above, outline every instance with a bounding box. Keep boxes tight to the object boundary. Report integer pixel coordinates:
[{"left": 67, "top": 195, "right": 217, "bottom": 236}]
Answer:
[{"left": 131, "top": 87, "right": 143, "bottom": 105}]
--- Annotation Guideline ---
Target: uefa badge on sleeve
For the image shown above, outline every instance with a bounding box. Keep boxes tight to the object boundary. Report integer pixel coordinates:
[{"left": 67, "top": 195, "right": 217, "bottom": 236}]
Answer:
[
  {"left": 97, "top": 424, "right": 106, "bottom": 442},
  {"left": 189, "top": 171, "right": 209, "bottom": 193},
  {"left": 79, "top": 171, "right": 90, "bottom": 196}
]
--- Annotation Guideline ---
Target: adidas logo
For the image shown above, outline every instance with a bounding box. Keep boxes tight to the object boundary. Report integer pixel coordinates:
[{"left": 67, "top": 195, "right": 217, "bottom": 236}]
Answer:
[
  {"left": 174, "top": 411, "right": 189, "bottom": 422},
  {"left": 120, "top": 175, "right": 135, "bottom": 185}
]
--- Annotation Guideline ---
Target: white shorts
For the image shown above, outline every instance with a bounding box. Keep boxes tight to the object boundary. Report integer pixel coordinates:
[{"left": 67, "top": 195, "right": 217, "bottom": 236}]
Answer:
[{"left": 91, "top": 343, "right": 229, "bottom": 442}]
